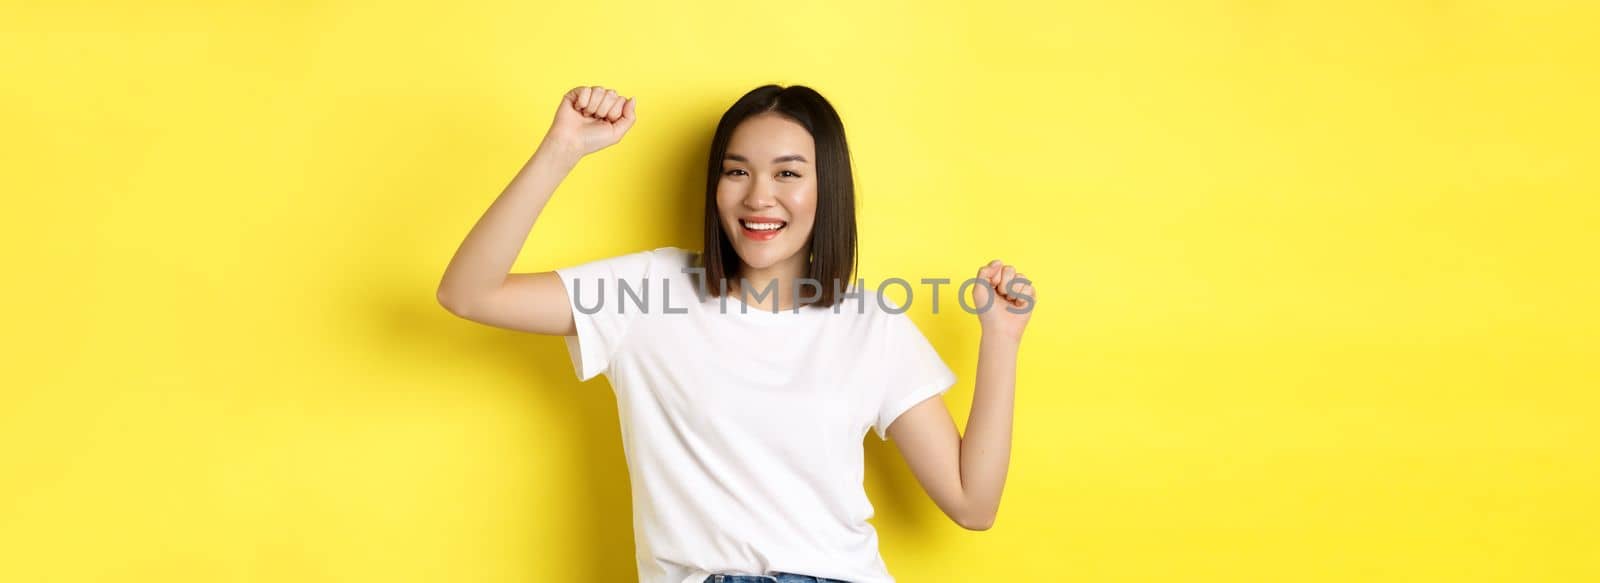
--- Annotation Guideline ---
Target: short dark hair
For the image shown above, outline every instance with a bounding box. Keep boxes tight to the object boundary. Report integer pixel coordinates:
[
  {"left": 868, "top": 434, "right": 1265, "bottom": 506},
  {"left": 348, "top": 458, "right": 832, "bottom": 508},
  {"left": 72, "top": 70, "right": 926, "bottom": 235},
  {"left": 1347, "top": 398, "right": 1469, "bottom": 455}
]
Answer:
[{"left": 699, "top": 84, "right": 858, "bottom": 307}]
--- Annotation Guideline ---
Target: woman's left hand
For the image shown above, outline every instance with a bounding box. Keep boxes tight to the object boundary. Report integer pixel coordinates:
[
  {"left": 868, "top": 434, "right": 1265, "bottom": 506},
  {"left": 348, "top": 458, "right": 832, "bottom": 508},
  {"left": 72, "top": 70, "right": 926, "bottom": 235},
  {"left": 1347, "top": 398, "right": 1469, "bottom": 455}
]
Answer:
[{"left": 971, "top": 259, "right": 1035, "bottom": 343}]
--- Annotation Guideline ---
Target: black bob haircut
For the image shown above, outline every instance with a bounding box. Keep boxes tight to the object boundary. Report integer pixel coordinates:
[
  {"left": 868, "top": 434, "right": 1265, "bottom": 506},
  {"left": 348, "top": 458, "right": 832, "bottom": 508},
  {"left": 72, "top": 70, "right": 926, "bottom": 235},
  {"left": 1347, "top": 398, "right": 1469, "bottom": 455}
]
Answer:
[{"left": 698, "top": 84, "right": 858, "bottom": 308}]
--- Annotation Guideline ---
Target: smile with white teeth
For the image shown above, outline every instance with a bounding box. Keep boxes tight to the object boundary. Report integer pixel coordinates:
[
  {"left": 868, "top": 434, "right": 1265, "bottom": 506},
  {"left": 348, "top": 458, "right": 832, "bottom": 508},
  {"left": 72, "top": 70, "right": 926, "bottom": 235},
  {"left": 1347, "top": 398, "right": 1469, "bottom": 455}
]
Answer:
[{"left": 740, "top": 219, "right": 786, "bottom": 231}]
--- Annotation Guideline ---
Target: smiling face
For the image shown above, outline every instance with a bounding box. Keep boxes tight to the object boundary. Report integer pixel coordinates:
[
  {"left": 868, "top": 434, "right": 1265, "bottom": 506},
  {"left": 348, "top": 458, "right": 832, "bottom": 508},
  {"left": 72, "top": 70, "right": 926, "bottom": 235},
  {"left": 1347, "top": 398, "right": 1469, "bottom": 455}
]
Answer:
[{"left": 715, "top": 113, "right": 819, "bottom": 274}]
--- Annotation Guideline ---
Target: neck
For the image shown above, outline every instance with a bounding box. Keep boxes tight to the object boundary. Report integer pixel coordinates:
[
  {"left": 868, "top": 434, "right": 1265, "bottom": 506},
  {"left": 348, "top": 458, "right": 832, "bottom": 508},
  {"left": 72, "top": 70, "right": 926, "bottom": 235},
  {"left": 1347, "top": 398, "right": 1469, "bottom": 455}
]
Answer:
[{"left": 731, "top": 253, "right": 809, "bottom": 311}]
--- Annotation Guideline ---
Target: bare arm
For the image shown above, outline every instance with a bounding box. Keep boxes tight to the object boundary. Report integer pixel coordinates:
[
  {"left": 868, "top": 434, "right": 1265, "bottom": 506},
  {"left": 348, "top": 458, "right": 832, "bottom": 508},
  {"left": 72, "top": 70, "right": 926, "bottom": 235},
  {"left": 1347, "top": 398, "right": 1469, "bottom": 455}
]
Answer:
[
  {"left": 887, "top": 261, "right": 1035, "bottom": 530},
  {"left": 435, "top": 85, "right": 637, "bottom": 334}
]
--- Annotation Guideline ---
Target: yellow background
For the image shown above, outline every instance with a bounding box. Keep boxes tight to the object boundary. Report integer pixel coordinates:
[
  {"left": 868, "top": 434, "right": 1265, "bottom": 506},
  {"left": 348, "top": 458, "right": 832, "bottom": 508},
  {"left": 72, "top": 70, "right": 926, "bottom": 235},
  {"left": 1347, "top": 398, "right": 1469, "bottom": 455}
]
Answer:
[{"left": 3, "top": 1, "right": 1597, "bottom": 581}]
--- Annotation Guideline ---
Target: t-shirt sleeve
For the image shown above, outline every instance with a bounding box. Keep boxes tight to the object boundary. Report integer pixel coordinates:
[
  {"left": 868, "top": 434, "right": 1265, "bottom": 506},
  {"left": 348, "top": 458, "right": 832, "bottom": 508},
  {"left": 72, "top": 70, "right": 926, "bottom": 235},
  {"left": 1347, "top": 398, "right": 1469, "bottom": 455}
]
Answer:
[
  {"left": 553, "top": 248, "right": 658, "bottom": 382},
  {"left": 872, "top": 311, "right": 959, "bottom": 441}
]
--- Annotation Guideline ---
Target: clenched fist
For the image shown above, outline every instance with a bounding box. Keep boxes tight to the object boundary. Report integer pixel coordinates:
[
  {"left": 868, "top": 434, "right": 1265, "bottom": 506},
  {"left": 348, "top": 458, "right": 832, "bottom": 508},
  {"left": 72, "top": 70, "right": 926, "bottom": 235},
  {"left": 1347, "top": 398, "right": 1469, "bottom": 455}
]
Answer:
[
  {"left": 972, "top": 259, "right": 1035, "bottom": 342},
  {"left": 547, "top": 85, "right": 637, "bottom": 157}
]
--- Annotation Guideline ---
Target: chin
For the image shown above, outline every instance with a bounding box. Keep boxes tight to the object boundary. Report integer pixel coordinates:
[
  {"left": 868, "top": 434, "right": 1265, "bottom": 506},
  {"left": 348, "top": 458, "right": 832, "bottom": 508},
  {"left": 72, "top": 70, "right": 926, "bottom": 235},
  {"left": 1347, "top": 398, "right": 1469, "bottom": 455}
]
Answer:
[
  {"left": 733, "top": 244, "right": 804, "bottom": 271},
  {"left": 733, "top": 247, "right": 781, "bottom": 269}
]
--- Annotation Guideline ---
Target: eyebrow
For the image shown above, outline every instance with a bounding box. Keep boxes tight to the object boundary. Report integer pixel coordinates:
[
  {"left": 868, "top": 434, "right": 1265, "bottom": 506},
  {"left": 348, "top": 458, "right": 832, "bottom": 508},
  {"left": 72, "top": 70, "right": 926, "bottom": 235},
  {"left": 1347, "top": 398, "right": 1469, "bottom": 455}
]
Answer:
[{"left": 724, "top": 153, "right": 810, "bottom": 164}]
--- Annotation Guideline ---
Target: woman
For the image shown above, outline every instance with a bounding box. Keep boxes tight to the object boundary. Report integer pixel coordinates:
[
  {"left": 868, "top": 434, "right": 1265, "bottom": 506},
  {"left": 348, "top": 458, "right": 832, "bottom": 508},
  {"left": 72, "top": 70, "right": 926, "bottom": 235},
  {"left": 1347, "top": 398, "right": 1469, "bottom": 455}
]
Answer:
[{"left": 437, "top": 84, "right": 1035, "bottom": 583}]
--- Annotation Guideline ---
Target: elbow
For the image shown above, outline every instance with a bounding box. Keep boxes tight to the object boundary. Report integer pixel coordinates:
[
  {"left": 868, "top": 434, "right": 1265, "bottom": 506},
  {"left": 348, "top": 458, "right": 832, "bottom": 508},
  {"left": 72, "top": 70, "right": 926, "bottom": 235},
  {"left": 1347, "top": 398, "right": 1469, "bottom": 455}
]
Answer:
[
  {"left": 956, "top": 511, "right": 996, "bottom": 531},
  {"left": 436, "top": 288, "right": 472, "bottom": 318}
]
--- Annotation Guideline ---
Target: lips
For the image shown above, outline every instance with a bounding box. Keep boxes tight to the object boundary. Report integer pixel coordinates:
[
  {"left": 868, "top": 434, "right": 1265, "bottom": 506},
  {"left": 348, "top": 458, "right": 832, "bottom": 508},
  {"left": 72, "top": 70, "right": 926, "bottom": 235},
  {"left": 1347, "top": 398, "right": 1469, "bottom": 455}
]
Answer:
[{"left": 738, "top": 217, "right": 787, "bottom": 241}]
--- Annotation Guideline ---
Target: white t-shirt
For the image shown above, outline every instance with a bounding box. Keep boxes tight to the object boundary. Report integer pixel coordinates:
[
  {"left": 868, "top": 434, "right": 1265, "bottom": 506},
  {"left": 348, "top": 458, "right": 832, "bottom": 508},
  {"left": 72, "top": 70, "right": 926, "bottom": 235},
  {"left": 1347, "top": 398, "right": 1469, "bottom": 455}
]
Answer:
[{"left": 554, "top": 246, "right": 957, "bottom": 583}]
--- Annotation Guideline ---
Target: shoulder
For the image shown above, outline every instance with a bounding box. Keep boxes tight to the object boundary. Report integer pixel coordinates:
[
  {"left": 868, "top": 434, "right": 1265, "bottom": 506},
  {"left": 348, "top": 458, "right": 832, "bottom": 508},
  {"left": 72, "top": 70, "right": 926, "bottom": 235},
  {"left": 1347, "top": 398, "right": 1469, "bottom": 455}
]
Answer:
[
  {"left": 630, "top": 246, "right": 701, "bottom": 280},
  {"left": 573, "top": 246, "right": 697, "bottom": 266},
  {"left": 555, "top": 246, "right": 692, "bottom": 280},
  {"left": 646, "top": 246, "right": 699, "bottom": 267}
]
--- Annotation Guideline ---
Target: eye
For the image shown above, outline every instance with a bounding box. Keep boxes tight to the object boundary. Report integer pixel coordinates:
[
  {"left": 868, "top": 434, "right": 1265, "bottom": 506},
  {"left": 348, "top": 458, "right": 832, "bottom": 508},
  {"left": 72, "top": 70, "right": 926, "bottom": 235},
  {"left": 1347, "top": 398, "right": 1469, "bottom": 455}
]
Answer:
[
  {"left": 778, "top": 170, "right": 801, "bottom": 178},
  {"left": 723, "top": 168, "right": 748, "bottom": 177}
]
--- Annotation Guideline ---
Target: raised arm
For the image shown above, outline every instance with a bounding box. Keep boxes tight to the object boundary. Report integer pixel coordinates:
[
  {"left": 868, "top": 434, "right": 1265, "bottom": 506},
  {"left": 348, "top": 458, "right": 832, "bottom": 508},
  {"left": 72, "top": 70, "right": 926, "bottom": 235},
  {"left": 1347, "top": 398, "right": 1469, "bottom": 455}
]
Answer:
[
  {"left": 435, "top": 85, "right": 637, "bottom": 335},
  {"left": 886, "top": 260, "right": 1035, "bottom": 530}
]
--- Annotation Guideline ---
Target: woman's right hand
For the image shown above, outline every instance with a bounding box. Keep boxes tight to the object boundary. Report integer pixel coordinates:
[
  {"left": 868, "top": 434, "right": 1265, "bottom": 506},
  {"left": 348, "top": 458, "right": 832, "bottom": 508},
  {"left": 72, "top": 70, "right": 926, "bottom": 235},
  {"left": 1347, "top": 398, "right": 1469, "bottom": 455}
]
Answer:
[{"left": 546, "top": 85, "right": 637, "bottom": 158}]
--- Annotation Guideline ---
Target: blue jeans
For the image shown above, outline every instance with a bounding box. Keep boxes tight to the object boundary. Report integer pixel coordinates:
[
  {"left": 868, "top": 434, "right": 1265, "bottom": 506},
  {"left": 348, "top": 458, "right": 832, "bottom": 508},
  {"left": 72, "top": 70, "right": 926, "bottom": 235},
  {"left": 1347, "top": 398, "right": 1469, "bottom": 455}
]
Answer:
[{"left": 703, "top": 572, "right": 850, "bottom": 583}]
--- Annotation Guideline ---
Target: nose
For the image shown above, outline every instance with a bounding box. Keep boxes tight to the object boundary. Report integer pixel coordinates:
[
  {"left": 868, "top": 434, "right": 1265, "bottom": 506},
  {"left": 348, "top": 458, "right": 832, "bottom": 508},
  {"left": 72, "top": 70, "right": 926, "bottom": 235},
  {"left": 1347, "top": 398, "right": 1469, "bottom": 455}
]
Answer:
[{"left": 742, "top": 175, "right": 776, "bottom": 210}]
